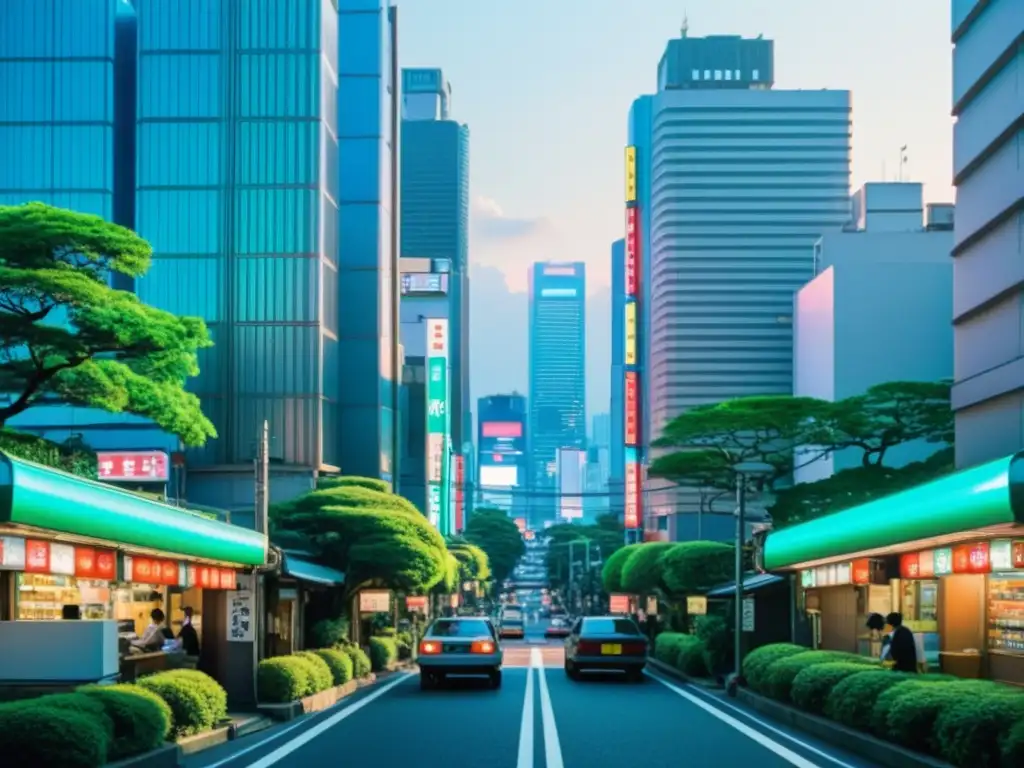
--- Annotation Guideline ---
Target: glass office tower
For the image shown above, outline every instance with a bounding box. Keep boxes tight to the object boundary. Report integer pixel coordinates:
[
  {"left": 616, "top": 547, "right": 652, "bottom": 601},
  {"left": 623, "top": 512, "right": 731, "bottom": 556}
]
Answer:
[
  {"left": 133, "top": 0, "right": 341, "bottom": 510},
  {"left": 528, "top": 262, "right": 587, "bottom": 526}
]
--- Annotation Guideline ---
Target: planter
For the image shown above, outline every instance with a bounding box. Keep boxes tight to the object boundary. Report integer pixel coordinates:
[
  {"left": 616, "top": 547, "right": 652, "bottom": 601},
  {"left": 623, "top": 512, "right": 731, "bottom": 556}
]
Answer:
[
  {"left": 735, "top": 687, "right": 951, "bottom": 768},
  {"left": 258, "top": 678, "right": 362, "bottom": 721},
  {"left": 647, "top": 657, "right": 722, "bottom": 689},
  {"left": 107, "top": 742, "right": 181, "bottom": 768},
  {"left": 176, "top": 725, "right": 232, "bottom": 755}
]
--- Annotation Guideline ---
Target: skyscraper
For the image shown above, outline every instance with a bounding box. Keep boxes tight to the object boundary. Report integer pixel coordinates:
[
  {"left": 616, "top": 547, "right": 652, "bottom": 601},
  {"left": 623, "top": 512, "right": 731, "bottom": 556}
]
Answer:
[
  {"left": 133, "top": 0, "right": 341, "bottom": 511},
  {"left": 629, "top": 32, "right": 851, "bottom": 533},
  {"left": 528, "top": 262, "right": 586, "bottom": 525},
  {"left": 477, "top": 393, "right": 528, "bottom": 519},
  {"left": 400, "top": 68, "right": 471, "bottom": 458},
  {"left": 609, "top": 239, "right": 626, "bottom": 520},
  {"left": 337, "top": 0, "right": 401, "bottom": 485}
]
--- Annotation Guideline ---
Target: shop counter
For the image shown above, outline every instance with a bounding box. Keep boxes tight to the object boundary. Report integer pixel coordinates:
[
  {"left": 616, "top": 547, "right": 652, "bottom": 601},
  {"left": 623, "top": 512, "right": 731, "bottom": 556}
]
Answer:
[
  {"left": 939, "top": 650, "right": 983, "bottom": 679},
  {"left": 120, "top": 649, "right": 191, "bottom": 682},
  {"left": 0, "top": 620, "right": 119, "bottom": 684},
  {"left": 988, "top": 650, "right": 1024, "bottom": 686}
]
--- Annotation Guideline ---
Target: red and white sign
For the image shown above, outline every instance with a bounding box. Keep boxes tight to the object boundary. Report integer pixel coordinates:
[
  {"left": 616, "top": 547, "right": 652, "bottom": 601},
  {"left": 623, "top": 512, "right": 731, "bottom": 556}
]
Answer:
[
  {"left": 851, "top": 558, "right": 871, "bottom": 585},
  {"left": 24, "top": 539, "right": 51, "bottom": 573},
  {"left": 426, "top": 319, "right": 448, "bottom": 357},
  {"left": 1014, "top": 542, "right": 1024, "bottom": 569},
  {"left": 97, "top": 451, "right": 169, "bottom": 482},
  {"left": 625, "top": 208, "right": 639, "bottom": 297},
  {"left": 609, "top": 594, "right": 631, "bottom": 614},
  {"left": 625, "top": 372, "right": 638, "bottom": 446},
  {"left": 968, "top": 542, "right": 990, "bottom": 573},
  {"left": 406, "top": 595, "right": 428, "bottom": 612},
  {"left": 125, "top": 556, "right": 182, "bottom": 586},
  {"left": 481, "top": 421, "right": 523, "bottom": 439},
  {"left": 900, "top": 553, "right": 919, "bottom": 579},
  {"left": 624, "top": 462, "right": 641, "bottom": 529},
  {"left": 191, "top": 566, "right": 237, "bottom": 590},
  {"left": 75, "top": 547, "right": 117, "bottom": 580}
]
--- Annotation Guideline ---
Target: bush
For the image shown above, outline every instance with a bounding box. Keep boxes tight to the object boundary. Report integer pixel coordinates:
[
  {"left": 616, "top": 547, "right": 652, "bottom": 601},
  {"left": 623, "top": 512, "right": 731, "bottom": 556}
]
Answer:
[
  {"left": 763, "top": 651, "right": 873, "bottom": 703},
  {"left": 790, "top": 663, "right": 874, "bottom": 714},
  {"left": 869, "top": 678, "right": 948, "bottom": 737},
  {"left": 1, "top": 692, "right": 115, "bottom": 743},
  {"left": 933, "top": 691, "right": 1024, "bottom": 768},
  {"left": 341, "top": 643, "right": 372, "bottom": 678},
  {"left": 653, "top": 632, "right": 689, "bottom": 665},
  {"left": 884, "top": 683, "right": 965, "bottom": 754},
  {"left": 742, "top": 643, "right": 806, "bottom": 694},
  {"left": 137, "top": 673, "right": 215, "bottom": 738},
  {"left": 825, "top": 670, "right": 915, "bottom": 730},
  {"left": 313, "top": 648, "right": 354, "bottom": 686},
  {"left": 257, "top": 656, "right": 312, "bottom": 704},
  {"left": 294, "top": 652, "right": 335, "bottom": 694},
  {"left": 368, "top": 637, "right": 398, "bottom": 672},
  {"left": 78, "top": 684, "right": 172, "bottom": 760},
  {"left": 395, "top": 630, "right": 414, "bottom": 660},
  {"left": 1003, "top": 718, "right": 1024, "bottom": 767},
  {"left": 694, "top": 615, "right": 731, "bottom": 675},
  {"left": 0, "top": 704, "right": 110, "bottom": 767},
  {"left": 309, "top": 617, "right": 350, "bottom": 649},
  {"left": 159, "top": 670, "right": 227, "bottom": 722},
  {"left": 652, "top": 632, "right": 707, "bottom": 676}
]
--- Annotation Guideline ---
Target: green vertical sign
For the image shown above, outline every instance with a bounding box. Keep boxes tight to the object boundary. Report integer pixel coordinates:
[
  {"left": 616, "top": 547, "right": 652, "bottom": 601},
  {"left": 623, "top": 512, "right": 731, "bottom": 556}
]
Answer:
[{"left": 425, "top": 319, "right": 451, "bottom": 534}]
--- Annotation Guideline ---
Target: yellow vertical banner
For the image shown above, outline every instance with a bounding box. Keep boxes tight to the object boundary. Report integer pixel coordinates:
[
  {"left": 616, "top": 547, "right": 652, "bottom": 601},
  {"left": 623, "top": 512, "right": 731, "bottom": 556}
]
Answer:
[
  {"left": 625, "top": 146, "right": 637, "bottom": 203},
  {"left": 625, "top": 302, "right": 636, "bottom": 365}
]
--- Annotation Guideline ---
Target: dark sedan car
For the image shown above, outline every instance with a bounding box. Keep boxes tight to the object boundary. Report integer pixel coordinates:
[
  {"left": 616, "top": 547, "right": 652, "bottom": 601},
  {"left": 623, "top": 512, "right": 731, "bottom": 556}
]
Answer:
[{"left": 564, "top": 616, "right": 648, "bottom": 681}]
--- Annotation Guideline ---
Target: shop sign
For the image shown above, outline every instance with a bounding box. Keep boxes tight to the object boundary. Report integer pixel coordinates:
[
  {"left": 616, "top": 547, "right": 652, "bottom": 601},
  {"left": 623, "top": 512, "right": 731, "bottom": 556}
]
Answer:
[
  {"left": 900, "top": 552, "right": 920, "bottom": 579},
  {"left": 226, "top": 590, "right": 254, "bottom": 643},
  {"left": 967, "top": 541, "right": 991, "bottom": 573},
  {"left": 25, "top": 539, "right": 50, "bottom": 573},
  {"left": 686, "top": 596, "right": 707, "bottom": 615},
  {"left": 50, "top": 543, "right": 75, "bottom": 576},
  {"left": 609, "top": 594, "right": 631, "bottom": 614},
  {"left": 1014, "top": 542, "right": 1024, "bottom": 569},
  {"left": 192, "top": 566, "right": 236, "bottom": 589},
  {"left": 625, "top": 302, "right": 637, "bottom": 366},
  {"left": 851, "top": 559, "right": 870, "bottom": 585},
  {"left": 0, "top": 536, "right": 26, "bottom": 569},
  {"left": 625, "top": 372, "right": 638, "bottom": 446},
  {"left": 918, "top": 549, "right": 935, "bottom": 577},
  {"left": 125, "top": 556, "right": 182, "bottom": 586},
  {"left": 742, "top": 598, "right": 755, "bottom": 632},
  {"left": 836, "top": 562, "right": 851, "bottom": 584},
  {"left": 405, "top": 596, "right": 428, "bottom": 612},
  {"left": 800, "top": 570, "right": 816, "bottom": 588},
  {"left": 625, "top": 207, "right": 639, "bottom": 296},
  {"left": 359, "top": 590, "right": 391, "bottom": 613},
  {"left": 934, "top": 547, "right": 953, "bottom": 575},
  {"left": 625, "top": 146, "right": 637, "bottom": 203},
  {"left": 75, "top": 547, "right": 117, "bottom": 580},
  {"left": 97, "top": 451, "right": 169, "bottom": 482}
]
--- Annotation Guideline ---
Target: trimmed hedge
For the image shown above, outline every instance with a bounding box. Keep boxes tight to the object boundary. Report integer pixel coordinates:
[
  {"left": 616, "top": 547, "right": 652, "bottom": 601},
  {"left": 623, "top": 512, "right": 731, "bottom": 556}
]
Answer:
[
  {"left": 159, "top": 670, "right": 227, "bottom": 722},
  {"left": 258, "top": 657, "right": 313, "bottom": 704},
  {"left": 790, "top": 662, "right": 873, "bottom": 714},
  {"left": 368, "top": 637, "right": 398, "bottom": 672},
  {"left": 341, "top": 643, "right": 372, "bottom": 678},
  {"left": 78, "top": 684, "right": 172, "bottom": 760},
  {"left": 137, "top": 673, "right": 215, "bottom": 738},
  {"left": 742, "top": 643, "right": 806, "bottom": 694},
  {"left": 0, "top": 704, "right": 110, "bottom": 767},
  {"left": 294, "top": 652, "right": 335, "bottom": 694},
  {"left": 933, "top": 691, "right": 1024, "bottom": 768},
  {"left": 653, "top": 632, "right": 708, "bottom": 676},
  {"left": 313, "top": 648, "right": 354, "bottom": 686},
  {"left": 869, "top": 679, "right": 938, "bottom": 737},
  {"left": 1003, "top": 718, "right": 1024, "bottom": 767},
  {"left": 825, "top": 670, "right": 915, "bottom": 730},
  {"left": 694, "top": 615, "right": 731, "bottom": 676},
  {"left": 762, "top": 650, "right": 874, "bottom": 702}
]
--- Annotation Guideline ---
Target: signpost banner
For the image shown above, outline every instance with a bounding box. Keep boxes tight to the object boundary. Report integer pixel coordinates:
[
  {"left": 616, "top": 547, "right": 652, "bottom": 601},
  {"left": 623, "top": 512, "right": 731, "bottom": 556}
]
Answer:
[{"left": 425, "top": 319, "right": 451, "bottom": 534}]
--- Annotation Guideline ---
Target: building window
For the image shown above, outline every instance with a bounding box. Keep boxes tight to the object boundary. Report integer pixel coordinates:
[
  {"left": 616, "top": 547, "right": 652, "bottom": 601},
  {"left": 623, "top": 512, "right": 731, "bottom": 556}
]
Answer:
[
  {"left": 704, "top": 70, "right": 711, "bottom": 80},
  {"left": 724, "top": 70, "right": 732, "bottom": 80},
  {"left": 691, "top": 69, "right": 699, "bottom": 80},
  {"left": 714, "top": 70, "right": 722, "bottom": 80},
  {"left": 735, "top": 69, "right": 741, "bottom": 80},
  {"left": 753, "top": 69, "right": 760, "bottom": 80}
]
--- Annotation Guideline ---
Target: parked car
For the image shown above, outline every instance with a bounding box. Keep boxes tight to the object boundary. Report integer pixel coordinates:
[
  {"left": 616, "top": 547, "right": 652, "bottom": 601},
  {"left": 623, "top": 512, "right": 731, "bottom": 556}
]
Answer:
[{"left": 564, "top": 616, "right": 647, "bottom": 682}]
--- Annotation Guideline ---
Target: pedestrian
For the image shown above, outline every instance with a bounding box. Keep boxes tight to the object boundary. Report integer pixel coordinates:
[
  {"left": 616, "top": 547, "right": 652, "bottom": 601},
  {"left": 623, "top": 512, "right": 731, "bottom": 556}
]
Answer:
[
  {"left": 881, "top": 612, "right": 918, "bottom": 673},
  {"left": 178, "top": 606, "right": 201, "bottom": 656}
]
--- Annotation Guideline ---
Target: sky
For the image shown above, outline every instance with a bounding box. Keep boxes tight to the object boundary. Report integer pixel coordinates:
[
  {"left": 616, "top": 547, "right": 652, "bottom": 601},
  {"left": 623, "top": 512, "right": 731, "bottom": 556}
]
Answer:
[{"left": 394, "top": 0, "right": 955, "bottom": 426}]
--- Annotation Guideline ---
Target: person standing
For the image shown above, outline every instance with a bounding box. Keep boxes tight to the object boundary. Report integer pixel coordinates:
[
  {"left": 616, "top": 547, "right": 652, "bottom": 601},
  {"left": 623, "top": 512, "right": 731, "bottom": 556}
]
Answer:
[{"left": 882, "top": 612, "right": 918, "bottom": 673}]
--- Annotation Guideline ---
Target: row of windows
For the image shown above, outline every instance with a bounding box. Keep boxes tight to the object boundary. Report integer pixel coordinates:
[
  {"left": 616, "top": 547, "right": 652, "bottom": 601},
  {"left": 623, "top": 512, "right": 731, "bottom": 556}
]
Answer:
[
  {"left": 0, "top": 62, "right": 113, "bottom": 123},
  {"left": 653, "top": 140, "right": 851, "bottom": 152},
  {"left": 691, "top": 68, "right": 761, "bottom": 82},
  {"left": 0, "top": 126, "right": 112, "bottom": 191},
  {"left": 1, "top": 0, "right": 114, "bottom": 60}
]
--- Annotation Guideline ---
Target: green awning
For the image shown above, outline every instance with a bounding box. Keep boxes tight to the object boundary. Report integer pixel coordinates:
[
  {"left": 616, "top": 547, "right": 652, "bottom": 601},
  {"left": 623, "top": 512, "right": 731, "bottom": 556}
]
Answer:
[
  {"left": 762, "top": 454, "right": 1024, "bottom": 571},
  {"left": 0, "top": 451, "right": 267, "bottom": 566},
  {"left": 282, "top": 554, "right": 345, "bottom": 586}
]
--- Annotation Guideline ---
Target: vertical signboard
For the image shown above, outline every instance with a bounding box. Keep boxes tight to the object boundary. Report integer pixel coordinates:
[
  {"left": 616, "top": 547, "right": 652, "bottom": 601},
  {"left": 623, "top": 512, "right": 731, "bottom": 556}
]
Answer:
[
  {"left": 625, "top": 372, "right": 638, "bottom": 446},
  {"left": 623, "top": 144, "right": 642, "bottom": 533},
  {"left": 426, "top": 319, "right": 450, "bottom": 532},
  {"left": 624, "top": 450, "right": 640, "bottom": 529},
  {"left": 625, "top": 146, "right": 637, "bottom": 203},
  {"left": 624, "top": 302, "right": 637, "bottom": 366},
  {"left": 453, "top": 454, "right": 465, "bottom": 533},
  {"left": 625, "top": 208, "right": 639, "bottom": 297}
]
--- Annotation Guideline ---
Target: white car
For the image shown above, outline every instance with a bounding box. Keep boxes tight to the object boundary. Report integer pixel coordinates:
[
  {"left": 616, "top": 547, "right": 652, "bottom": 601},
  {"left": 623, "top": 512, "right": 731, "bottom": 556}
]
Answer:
[{"left": 417, "top": 617, "right": 503, "bottom": 690}]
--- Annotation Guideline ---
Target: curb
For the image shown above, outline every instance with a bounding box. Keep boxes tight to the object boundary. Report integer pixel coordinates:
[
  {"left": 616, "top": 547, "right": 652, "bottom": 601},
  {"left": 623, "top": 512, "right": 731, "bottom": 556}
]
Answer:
[
  {"left": 177, "top": 726, "right": 232, "bottom": 755},
  {"left": 108, "top": 743, "right": 181, "bottom": 768},
  {"left": 646, "top": 657, "right": 723, "bottom": 689},
  {"left": 735, "top": 688, "right": 952, "bottom": 768}
]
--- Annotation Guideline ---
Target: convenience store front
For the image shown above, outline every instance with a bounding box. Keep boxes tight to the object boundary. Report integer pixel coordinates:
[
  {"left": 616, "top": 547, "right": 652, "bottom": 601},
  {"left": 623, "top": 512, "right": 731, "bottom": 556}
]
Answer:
[
  {"left": 0, "top": 451, "right": 267, "bottom": 685},
  {"left": 759, "top": 452, "right": 1024, "bottom": 684}
]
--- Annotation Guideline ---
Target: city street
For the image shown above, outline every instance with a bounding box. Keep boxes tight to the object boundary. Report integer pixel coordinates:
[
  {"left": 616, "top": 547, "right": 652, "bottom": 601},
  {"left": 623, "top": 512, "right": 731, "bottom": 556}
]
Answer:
[{"left": 186, "top": 632, "right": 874, "bottom": 768}]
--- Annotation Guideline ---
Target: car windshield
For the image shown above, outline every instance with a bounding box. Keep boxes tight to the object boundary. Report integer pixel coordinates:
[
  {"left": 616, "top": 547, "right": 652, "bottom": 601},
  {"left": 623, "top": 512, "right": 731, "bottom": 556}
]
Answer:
[
  {"left": 503, "top": 617, "right": 523, "bottom": 626},
  {"left": 582, "top": 618, "right": 640, "bottom": 635},
  {"left": 429, "top": 619, "right": 492, "bottom": 638}
]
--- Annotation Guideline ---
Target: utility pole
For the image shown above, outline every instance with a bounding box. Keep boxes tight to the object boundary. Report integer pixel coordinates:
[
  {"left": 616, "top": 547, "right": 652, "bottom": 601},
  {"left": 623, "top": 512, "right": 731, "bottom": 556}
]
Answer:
[{"left": 254, "top": 420, "right": 269, "bottom": 535}]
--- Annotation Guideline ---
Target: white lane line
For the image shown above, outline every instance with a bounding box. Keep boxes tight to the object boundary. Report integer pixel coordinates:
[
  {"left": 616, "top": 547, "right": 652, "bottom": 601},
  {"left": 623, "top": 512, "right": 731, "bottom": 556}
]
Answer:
[
  {"left": 532, "top": 648, "right": 565, "bottom": 768},
  {"left": 516, "top": 665, "right": 534, "bottom": 768},
  {"left": 649, "top": 673, "right": 830, "bottom": 768},
  {"left": 646, "top": 671, "right": 859, "bottom": 768},
  {"left": 237, "top": 673, "right": 413, "bottom": 768}
]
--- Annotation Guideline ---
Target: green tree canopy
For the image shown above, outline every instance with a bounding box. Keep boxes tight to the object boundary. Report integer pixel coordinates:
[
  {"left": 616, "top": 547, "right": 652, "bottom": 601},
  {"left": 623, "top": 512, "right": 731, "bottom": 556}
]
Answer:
[
  {"left": 462, "top": 508, "right": 526, "bottom": 587},
  {"left": 0, "top": 428, "right": 96, "bottom": 477},
  {"left": 270, "top": 478, "right": 447, "bottom": 594},
  {"left": 601, "top": 542, "right": 642, "bottom": 594},
  {"left": 543, "top": 513, "right": 625, "bottom": 590},
  {"left": 317, "top": 475, "right": 391, "bottom": 494},
  {"left": 446, "top": 537, "right": 492, "bottom": 583},
  {"left": 661, "top": 541, "right": 734, "bottom": 596},
  {"left": 619, "top": 541, "right": 676, "bottom": 594},
  {"left": 0, "top": 203, "right": 215, "bottom": 445}
]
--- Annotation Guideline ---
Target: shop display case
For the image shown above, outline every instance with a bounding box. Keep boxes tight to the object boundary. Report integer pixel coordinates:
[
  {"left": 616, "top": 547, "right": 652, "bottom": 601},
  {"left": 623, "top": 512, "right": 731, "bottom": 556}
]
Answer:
[
  {"left": 17, "top": 574, "right": 110, "bottom": 621},
  {"left": 988, "top": 573, "right": 1024, "bottom": 652}
]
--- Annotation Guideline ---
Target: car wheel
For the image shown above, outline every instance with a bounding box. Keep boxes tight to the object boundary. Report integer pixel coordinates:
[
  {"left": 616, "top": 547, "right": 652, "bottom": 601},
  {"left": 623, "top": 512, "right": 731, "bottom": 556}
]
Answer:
[
  {"left": 419, "top": 673, "right": 433, "bottom": 691},
  {"left": 627, "top": 668, "right": 645, "bottom": 683},
  {"left": 490, "top": 669, "right": 502, "bottom": 689},
  {"left": 565, "top": 660, "right": 580, "bottom": 680}
]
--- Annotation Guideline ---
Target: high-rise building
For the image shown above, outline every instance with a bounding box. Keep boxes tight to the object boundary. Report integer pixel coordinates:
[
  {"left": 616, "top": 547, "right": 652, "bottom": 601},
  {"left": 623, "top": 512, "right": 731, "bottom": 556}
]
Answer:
[
  {"left": 949, "top": 2, "right": 1024, "bottom": 469},
  {"left": 132, "top": 0, "right": 341, "bottom": 513},
  {"left": 629, "top": 32, "right": 851, "bottom": 532},
  {"left": 337, "top": 0, "right": 401, "bottom": 485},
  {"left": 477, "top": 393, "right": 528, "bottom": 520},
  {"left": 528, "top": 262, "right": 586, "bottom": 525},
  {"left": 609, "top": 239, "right": 626, "bottom": 519},
  {"left": 400, "top": 68, "right": 471, "bottom": 463}
]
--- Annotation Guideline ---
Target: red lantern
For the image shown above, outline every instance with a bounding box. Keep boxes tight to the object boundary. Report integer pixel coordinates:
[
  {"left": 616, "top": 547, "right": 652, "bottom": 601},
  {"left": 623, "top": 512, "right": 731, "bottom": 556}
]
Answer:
[{"left": 900, "top": 553, "right": 920, "bottom": 579}]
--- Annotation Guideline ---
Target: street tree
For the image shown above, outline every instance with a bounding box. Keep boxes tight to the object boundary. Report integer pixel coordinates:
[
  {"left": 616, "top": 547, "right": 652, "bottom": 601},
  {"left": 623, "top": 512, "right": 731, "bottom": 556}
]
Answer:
[
  {"left": 661, "top": 541, "right": 734, "bottom": 596},
  {"left": 543, "top": 514, "right": 625, "bottom": 590},
  {"left": 619, "top": 541, "right": 676, "bottom": 595},
  {"left": 0, "top": 203, "right": 215, "bottom": 445},
  {"left": 601, "top": 542, "right": 643, "bottom": 594},
  {"left": 462, "top": 508, "right": 526, "bottom": 587},
  {"left": 446, "top": 537, "right": 492, "bottom": 583},
  {"left": 646, "top": 448, "right": 734, "bottom": 517}
]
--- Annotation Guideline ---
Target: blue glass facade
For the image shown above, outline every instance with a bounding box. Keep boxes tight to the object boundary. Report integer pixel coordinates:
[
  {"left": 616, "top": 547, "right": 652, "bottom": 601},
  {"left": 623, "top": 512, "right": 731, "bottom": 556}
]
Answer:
[
  {"left": 337, "top": 0, "right": 398, "bottom": 483},
  {"left": 134, "top": 0, "right": 340, "bottom": 506}
]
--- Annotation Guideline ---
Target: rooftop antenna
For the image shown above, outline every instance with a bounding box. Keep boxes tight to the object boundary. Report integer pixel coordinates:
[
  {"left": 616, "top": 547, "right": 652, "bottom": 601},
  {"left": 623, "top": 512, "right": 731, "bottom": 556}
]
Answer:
[
  {"left": 898, "top": 145, "right": 909, "bottom": 182},
  {"left": 681, "top": 11, "right": 689, "bottom": 38}
]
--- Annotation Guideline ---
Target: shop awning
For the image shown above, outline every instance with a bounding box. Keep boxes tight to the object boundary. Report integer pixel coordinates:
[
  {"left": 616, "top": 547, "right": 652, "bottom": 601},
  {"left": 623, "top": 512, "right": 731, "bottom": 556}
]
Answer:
[
  {"left": 0, "top": 451, "right": 267, "bottom": 566},
  {"left": 282, "top": 554, "right": 345, "bottom": 586},
  {"left": 706, "top": 572, "right": 785, "bottom": 598},
  {"left": 762, "top": 453, "right": 1024, "bottom": 571}
]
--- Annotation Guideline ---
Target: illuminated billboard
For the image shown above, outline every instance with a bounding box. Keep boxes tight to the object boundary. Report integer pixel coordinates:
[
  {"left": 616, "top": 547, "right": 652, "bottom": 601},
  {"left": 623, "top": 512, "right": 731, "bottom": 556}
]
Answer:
[
  {"left": 540, "top": 288, "right": 577, "bottom": 298},
  {"left": 625, "top": 302, "right": 636, "bottom": 366},
  {"left": 401, "top": 273, "right": 449, "bottom": 295},
  {"left": 625, "top": 208, "right": 638, "bottom": 297},
  {"left": 543, "top": 266, "right": 577, "bottom": 276},
  {"left": 624, "top": 450, "right": 641, "bottom": 529},
  {"left": 480, "top": 465, "right": 518, "bottom": 488},
  {"left": 425, "top": 319, "right": 451, "bottom": 533},
  {"left": 625, "top": 372, "right": 638, "bottom": 446},
  {"left": 625, "top": 146, "right": 637, "bottom": 203},
  {"left": 482, "top": 421, "right": 522, "bottom": 438},
  {"left": 453, "top": 455, "right": 465, "bottom": 533}
]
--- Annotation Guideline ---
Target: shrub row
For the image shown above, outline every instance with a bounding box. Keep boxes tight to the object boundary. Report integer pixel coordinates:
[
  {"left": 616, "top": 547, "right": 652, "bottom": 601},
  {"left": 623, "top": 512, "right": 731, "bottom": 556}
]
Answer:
[
  {"left": 743, "top": 643, "right": 1024, "bottom": 767},
  {"left": 653, "top": 632, "right": 708, "bottom": 677},
  {"left": 257, "top": 644, "right": 370, "bottom": 704},
  {"left": 0, "top": 668, "right": 225, "bottom": 767},
  {"left": 368, "top": 637, "right": 399, "bottom": 672}
]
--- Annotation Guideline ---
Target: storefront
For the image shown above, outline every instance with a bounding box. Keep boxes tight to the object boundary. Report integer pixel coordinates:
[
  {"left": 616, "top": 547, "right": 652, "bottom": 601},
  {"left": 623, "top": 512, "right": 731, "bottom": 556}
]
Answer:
[
  {"left": 758, "top": 453, "right": 1024, "bottom": 683},
  {"left": 0, "top": 450, "right": 267, "bottom": 687}
]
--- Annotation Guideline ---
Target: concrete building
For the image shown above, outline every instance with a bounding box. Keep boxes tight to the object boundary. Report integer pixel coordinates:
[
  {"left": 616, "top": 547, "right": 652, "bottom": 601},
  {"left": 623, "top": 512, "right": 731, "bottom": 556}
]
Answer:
[
  {"left": 337, "top": 0, "right": 401, "bottom": 485},
  {"left": 949, "top": 1, "right": 1024, "bottom": 468},
  {"left": 794, "top": 182, "right": 954, "bottom": 483},
  {"left": 629, "top": 31, "right": 852, "bottom": 537},
  {"left": 528, "top": 262, "right": 587, "bottom": 526},
  {"left": 131, "top": 0, "right": 341, "bottom": 513},
  {"left": 477, "top": 393, "right": 528, "bottom": 519},
  {"left": 400, "top": 68, "right": 471, "bottom": 465}
]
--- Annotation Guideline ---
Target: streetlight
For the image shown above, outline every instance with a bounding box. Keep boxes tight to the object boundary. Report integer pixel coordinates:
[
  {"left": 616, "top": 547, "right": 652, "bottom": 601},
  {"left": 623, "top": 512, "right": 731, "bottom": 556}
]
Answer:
[{"left": 733, "top": 461, "right": 774, "bottom": 680}]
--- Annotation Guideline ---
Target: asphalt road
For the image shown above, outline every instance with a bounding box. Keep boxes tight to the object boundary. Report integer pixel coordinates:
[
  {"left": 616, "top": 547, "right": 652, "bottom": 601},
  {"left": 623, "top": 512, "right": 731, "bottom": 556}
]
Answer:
[{"left": 188, "top": 630, "right": 876, "bottom": 768}]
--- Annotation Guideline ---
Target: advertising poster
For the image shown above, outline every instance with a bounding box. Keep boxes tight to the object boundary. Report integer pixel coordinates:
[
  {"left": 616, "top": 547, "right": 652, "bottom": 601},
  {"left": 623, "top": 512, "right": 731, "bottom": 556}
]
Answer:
[
  {"left": 625, "top": 372, "right": 638, "bottom": 446},
  {"left": 625, "top": 208, "right": 638, "bottom": 296},
  {"left": 625, "top": 146, "right": 637, "bottom": 202},
  {"left": 625, "top": 302, "right": 636, "bottom": 366},
  {"left": 425, "top": 319, "right": 451, "bottom": 534}
]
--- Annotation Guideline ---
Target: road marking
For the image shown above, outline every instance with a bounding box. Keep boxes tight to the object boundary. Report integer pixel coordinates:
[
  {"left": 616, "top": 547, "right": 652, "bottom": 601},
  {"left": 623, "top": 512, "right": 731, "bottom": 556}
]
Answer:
[
  {"left": 646, "top": 671, "right": 859, "bottom": 768},
  {"left": 532, "top": 648, "right": 565, "bottom": 768},
  {"left": 649, "top": 674, "right": 830, "bottom": 768},
  {"left": 232, "top": 673, "right": 413, "bottom": 768},
  {"left": 516, "top": 665, "right": 534, "bottom": 768}
]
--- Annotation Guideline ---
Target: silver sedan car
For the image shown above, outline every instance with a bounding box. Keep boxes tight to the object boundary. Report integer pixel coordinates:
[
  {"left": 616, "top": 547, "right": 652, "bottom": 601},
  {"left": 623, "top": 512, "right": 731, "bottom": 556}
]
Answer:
[{"left": 417, "top": 617, "right": 504, "bottom": 690}]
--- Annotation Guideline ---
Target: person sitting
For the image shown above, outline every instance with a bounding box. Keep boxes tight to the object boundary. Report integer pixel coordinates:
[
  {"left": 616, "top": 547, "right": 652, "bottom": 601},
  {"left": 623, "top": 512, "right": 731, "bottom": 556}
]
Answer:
[{"left": 132, "top": 608, "right": 168, "bottom": 651}]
